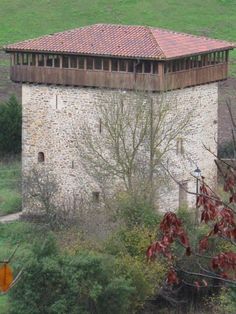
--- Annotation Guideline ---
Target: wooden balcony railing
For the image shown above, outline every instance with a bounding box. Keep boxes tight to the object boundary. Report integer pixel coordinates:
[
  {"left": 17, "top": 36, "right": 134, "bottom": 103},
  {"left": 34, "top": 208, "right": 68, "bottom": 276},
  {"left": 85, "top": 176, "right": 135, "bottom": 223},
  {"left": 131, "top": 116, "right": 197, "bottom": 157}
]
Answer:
[{"left": 10, "top": 63, "right": 228, "bottom": 91}]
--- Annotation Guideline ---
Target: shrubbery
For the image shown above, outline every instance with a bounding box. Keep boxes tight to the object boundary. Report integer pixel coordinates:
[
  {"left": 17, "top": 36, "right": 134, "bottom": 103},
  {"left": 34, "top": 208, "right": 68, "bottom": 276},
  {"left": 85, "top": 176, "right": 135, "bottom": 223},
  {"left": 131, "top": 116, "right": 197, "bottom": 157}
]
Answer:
[
  {"left": 0, "top": 96, "right": 21, "bottom": 156},
  {"left": 9, "top": 235, "right": 135, "bottom": 314},
  {"left": 9, "top": 221, "right": 166, "bottom": 313}
]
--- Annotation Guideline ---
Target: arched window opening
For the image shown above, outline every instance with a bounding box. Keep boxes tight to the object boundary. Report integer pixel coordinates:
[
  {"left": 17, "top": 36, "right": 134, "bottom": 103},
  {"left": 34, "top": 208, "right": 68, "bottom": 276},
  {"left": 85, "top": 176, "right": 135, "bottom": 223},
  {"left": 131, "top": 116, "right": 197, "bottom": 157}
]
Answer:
[{"left": 38, "top": 152, "right": 45, "bottom": 163}]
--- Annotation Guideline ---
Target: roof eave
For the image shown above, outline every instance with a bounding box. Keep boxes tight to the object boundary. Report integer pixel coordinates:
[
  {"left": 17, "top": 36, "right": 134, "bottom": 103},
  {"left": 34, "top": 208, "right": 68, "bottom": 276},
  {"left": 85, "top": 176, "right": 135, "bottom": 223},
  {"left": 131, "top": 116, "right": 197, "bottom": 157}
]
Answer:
[{"left": 4, "top": 47, "right": 165, "bottom": 60}]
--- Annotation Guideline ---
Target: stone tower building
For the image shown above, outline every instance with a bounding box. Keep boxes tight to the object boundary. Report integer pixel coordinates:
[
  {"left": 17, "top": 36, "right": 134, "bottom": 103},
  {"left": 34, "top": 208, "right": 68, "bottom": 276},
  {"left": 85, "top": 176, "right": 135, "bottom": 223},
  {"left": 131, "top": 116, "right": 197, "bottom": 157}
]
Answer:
[{"left": 4, "top": 24, "right": 235, "bottom": 230}]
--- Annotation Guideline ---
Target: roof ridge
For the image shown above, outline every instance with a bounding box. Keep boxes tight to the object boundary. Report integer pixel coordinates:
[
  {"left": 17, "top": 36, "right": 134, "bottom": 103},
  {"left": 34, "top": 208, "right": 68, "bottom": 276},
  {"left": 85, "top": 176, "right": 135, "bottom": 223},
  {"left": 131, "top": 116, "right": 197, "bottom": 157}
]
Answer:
[{"left": 148, "top": 27, "right": 166, "bottom": 59}]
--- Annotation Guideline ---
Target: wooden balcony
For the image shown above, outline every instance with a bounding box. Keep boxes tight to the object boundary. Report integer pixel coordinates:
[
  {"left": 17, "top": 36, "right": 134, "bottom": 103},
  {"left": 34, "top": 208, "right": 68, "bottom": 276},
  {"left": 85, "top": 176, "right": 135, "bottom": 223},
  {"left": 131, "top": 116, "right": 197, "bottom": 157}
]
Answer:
[{"left": 10, "top": 63, "right": 228, "bottom": 92}]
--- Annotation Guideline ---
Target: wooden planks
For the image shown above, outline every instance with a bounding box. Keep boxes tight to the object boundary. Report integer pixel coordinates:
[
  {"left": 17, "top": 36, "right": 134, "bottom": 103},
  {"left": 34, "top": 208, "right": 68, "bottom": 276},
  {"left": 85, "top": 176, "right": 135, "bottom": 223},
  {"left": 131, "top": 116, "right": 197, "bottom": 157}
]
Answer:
[{"left": 10, "top": 63, "right": 228, "bottom": 91}]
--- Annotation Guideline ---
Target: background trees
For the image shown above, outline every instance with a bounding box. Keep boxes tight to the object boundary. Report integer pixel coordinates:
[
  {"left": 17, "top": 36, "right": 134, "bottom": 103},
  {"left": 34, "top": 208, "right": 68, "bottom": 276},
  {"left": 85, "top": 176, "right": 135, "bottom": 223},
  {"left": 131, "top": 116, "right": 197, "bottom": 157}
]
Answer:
[{"left": 0, "top": 96, "right": 21, "bottom": 157}]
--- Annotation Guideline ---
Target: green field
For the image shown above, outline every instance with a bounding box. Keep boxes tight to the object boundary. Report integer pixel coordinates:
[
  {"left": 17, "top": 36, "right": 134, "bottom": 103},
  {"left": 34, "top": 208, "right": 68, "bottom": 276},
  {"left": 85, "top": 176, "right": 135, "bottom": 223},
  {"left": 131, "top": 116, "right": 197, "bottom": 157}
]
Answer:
[
  {"left": 0, "top": 0, "right": 235, "bottom": 43},
  {"left": 0, "top": 0, "right": 235, "bottom": 53}
]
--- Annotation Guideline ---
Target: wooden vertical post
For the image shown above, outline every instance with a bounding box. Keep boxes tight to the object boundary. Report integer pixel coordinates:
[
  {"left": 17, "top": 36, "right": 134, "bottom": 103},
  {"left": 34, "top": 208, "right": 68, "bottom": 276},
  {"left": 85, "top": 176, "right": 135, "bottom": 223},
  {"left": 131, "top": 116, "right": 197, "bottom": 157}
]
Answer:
[
  {"left": 158, "top": 62, "right": 165, "bottom": 91},
  {"left": 35, "top": 54, "right": 39, "bottom": 67}
]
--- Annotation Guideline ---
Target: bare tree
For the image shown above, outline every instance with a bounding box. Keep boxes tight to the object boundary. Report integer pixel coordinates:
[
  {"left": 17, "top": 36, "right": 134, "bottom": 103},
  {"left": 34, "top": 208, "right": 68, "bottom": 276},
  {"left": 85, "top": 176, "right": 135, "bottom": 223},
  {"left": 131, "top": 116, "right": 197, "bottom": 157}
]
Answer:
[
  {"left": 23, "top": 167, "right": 79, "bottom": 230},
  {"left": 75, "top": 90, "right": 192, "bottom": 207}
]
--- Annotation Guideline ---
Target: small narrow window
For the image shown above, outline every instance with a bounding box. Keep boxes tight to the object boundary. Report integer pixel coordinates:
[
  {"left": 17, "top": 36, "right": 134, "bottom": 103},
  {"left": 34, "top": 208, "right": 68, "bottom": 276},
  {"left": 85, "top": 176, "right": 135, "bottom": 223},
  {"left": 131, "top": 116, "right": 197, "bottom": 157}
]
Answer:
[
  {"left": 103, "top": 59, "right": 109, "bottom": 71},
  {"left": 127, "top": 60, "right": 134, "bottom": 72},
  {"left": 72, "top": 160, "right": 75, "bottom": 169},
  {"left": 111, "top": 59, "right": 118, "bottom": 71},
  {"left": 94, "top": 58, "right": 102, "bottom": 70},
  {"left": 221, "top": 51, "right": 225, "bottom": 63},
  {"left": 119, "top": 60, "right": 127, "bottom": 72},
  {"left": 38, "top": 152, "right": 45, "bottom": 163},
  {"left": 38, "top": 54, "right": 45, "bottom": 67},
  {"left": 78, "top": 57, "right": 85, "bottom": 69},
  {"left": 54, "top": 55, "right": 60, "bottom": 67},
  {"left": 16, "top": 53, "right": 21, "bottom": 65},
  {"left": 87, "top": 57, "right": 93, "bottom": 70},
  {"left": 22, "top": 53, "right": 28, "bottom": 65},
  {"left": 153, "top": 62, "right": 158, "bottom": 74},
  {"left": 29, "top": 54, "right": 36, "bottom": 66},
  {"left": 99, "top": 118, "right": 102, "bottom": 134},
  {"left": 180, "top": 59, "right": 185, "bottom": 70},
  {"left": 164, "top": 63, "right": 168, "bottom": 73},
  {"left": 197, "top": 55, "right": 202, "bottom": 67},
  {"left": 176, "top": 138, "right": 184, "bottom": 155},
  {"left": 46, "top": 55, "right": 53, "bottom": 67},
  {"left": 62, "top": 56, "right": 69, "bottom": 68},
  {"left": 136, "top": 62, "right": 143, "bottom": 73},
  {"left": 70, "top": 56, "right": 77, "bottom": 68},
  {"left": 144, "top": 61, "right": 151, "bottom": 73},
  {"left": 55, "top": 95, "right": 58, "bottom": 109},
  {"left": 92, "top": 191, "right": 100, "bottom": 203}
]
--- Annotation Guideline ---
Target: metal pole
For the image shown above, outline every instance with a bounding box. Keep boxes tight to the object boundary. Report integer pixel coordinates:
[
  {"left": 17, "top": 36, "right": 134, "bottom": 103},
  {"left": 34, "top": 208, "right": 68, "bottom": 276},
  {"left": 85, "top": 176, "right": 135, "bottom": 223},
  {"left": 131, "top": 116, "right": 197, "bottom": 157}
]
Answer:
[{"left": 195, "top": 177, "right": 199, "bottom": 225}]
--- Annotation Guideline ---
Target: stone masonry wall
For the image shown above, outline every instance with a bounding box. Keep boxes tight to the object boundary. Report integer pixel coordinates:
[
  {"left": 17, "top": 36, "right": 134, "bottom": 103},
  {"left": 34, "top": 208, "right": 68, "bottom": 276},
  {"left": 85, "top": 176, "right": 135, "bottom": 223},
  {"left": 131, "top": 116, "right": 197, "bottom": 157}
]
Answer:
[{"left": 22, "top": 83, "right": 218, "bottom": 236}]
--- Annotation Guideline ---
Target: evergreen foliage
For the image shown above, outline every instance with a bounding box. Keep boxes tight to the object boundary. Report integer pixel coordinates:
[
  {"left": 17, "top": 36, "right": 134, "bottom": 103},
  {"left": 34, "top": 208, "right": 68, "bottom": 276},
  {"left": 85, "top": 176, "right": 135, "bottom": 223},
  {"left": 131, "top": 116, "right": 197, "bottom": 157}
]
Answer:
[{"left": 0, "top": 96, "right": 21, "bottom": 156}]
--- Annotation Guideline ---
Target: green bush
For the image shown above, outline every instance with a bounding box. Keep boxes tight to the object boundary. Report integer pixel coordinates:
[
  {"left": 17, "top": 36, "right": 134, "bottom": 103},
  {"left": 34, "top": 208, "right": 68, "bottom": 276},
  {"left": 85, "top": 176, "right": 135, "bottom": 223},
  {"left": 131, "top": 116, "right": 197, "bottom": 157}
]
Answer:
[
  {"left": 9, "top": 234, "right": 135, "bottom": 314},
  {"left": 0, "top": 96, "right": 21, "bottom": 156},
  {"left": 206, "top": 287, "right": 236, "bottom": 314},
  {"left": 105, "top": 226, "right": 166, "bottom": 310},
  {"left": 115, "top": 192, "right": 160, "bottom": 228}
]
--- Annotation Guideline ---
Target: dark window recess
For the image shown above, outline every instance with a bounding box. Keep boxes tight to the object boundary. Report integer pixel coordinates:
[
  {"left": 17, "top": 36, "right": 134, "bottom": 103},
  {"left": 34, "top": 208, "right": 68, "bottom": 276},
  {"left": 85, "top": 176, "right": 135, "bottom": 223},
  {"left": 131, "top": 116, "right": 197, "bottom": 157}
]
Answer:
[
  {"left": 87, "top": 57, "right": 93, "bottom": 70},
  {"left": 185, "top": 59, "right": 190, "bottom": 70},
  {"left": 38, "top": 54, "right": 44, "bottom": 67},
  {"left": 16, "top": 53, "right": 21, "bottom": 65},
  {"left": 136, "top": 62, "right": 143, "bottom": 73},
  {"left": 94, "top": 58, "right": 102, "bottom": 70},
  {"left": 92, "top": 191, "right": 100, "bottom": 203},
  {"left": 197, "top": 55, "right": 202, "bottom": 67},
  {"left": 54, "top": 56, "right": 60, "bottom": 67},
  {"left": 70, "top": 56, "right": 77, "bottom": 68},
  {"left": 103, "top": 59, "right": 109, "bottom": 71},
  {"left": 99, "top": 118, "right": 102, "bottom": 134},
  {"left": 164, "top": 63, "right": 168, "bottom": 73},
  {"left": 46, "top": 55, "right": 53, "bottom": 67},
  {"left": 153, "top": 63, "right": 158, "bottom": 74},
  {"left": 62, "top": 56, "right": 69, "bottom": 68},
  {"left": 38, "top": 152, "right": 45, "bottom": 163},
  {"left": 22, "top": 53, "right": 28, "bottom": 65},
  {"left": 144, "top": 61, "right": 151, "bottom": 73},
  {"left": 29, "top": 54, "right": 36, "bottom": 66},
  {"left": 111, "top": 59, "right": 118, "bottom": 71},
  {"left": 180, "top": 59, "right": 185, "bottom": 70},
  {"left": 78, "top": 57, "right": 85, "bottom": 69},
  {"left": 119, "top": 60, "right": 126, "bottom": 72},
  {"left": 127, "top": 60, "right": 134, "bottom": 72},
  {"left": 193, "top": 56, "right": 198, "bottom": 67},
  {"left": 202, "top": 55, "right": 207, "bottom": 67}
]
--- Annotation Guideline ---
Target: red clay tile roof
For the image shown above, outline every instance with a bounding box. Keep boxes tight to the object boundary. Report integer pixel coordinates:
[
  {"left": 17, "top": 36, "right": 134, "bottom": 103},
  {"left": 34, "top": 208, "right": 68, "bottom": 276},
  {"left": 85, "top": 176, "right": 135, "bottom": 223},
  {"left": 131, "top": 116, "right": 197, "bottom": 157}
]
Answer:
[{"left": 5, "top": 24, "right": 235, "bottom": 60}]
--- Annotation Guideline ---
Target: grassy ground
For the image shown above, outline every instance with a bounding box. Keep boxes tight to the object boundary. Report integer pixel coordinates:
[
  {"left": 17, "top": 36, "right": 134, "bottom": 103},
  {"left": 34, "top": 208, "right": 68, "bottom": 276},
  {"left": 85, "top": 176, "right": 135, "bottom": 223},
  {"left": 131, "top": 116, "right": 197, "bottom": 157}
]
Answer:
[
  {"left": 0, "top": 0, "right": 235, "bottom": 53},
  {"left": 0, "top": 160, "right": 21, "bottom": 216},
  {"left": 0, "top": 295, "right": 9, "bottom": 313}
]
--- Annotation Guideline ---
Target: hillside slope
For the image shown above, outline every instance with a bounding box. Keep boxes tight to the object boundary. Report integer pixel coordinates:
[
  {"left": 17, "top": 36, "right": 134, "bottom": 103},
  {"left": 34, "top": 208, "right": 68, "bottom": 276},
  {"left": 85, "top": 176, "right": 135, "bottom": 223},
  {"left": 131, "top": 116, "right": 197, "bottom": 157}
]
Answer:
[{"left": 0, "top": 0, "right": 235, "bottom": 48}]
